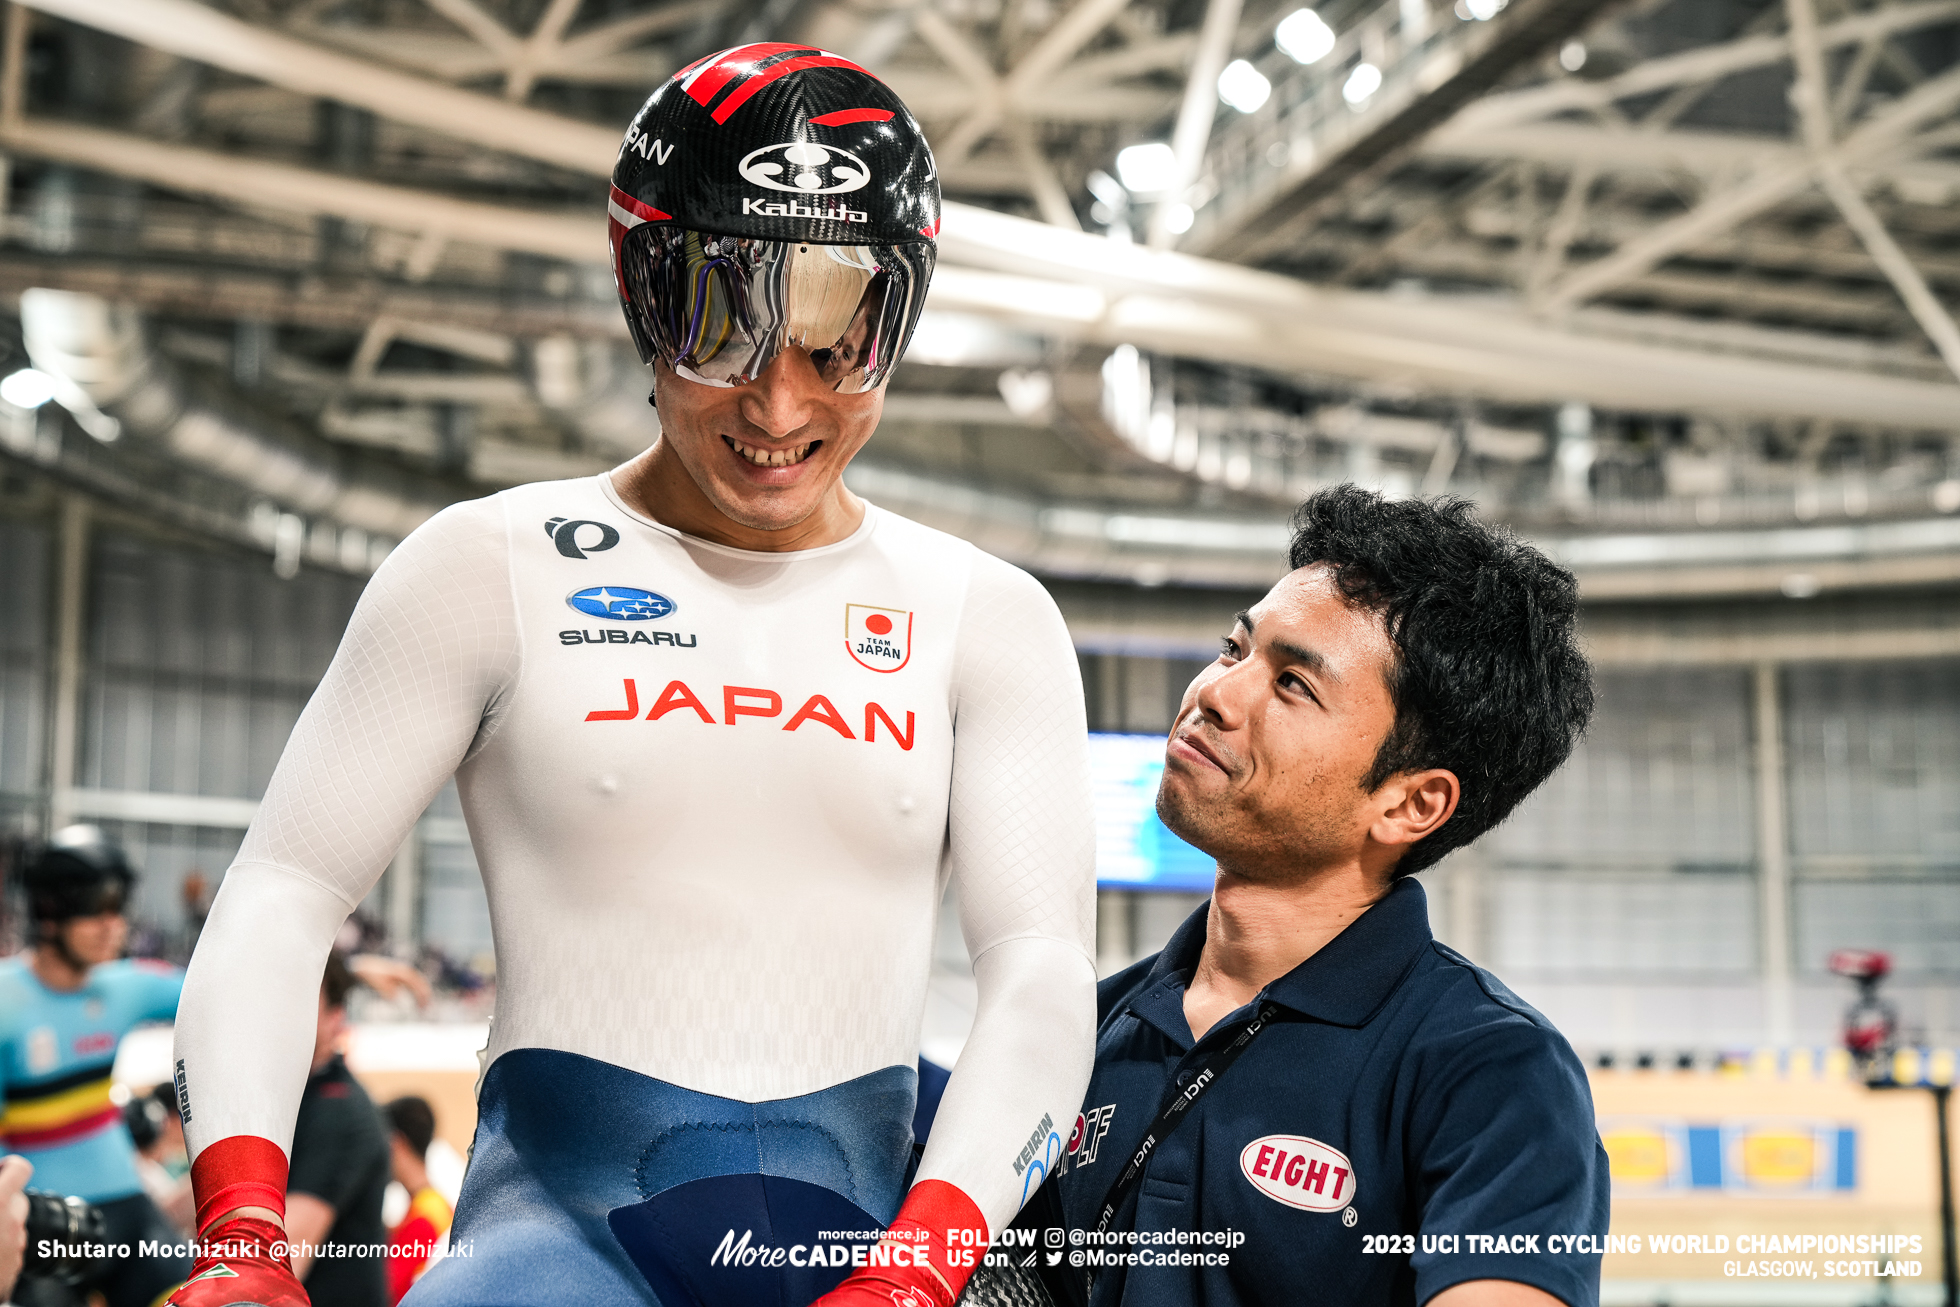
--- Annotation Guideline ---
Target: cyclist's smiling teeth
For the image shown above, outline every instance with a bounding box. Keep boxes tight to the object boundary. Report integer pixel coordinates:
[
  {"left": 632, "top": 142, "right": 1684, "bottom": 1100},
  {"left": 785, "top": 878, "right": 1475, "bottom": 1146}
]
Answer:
[{"left": 725, "top": 436, "right": 818, "bottom": 468}]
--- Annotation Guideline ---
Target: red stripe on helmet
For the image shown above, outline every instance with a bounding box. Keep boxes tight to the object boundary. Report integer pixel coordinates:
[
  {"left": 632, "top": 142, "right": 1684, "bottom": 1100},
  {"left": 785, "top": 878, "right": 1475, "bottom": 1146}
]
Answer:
[
  {"left": 919, "top": 217, "right": 942, "bottom": 239},
  {"left": 809, "top": 107, "right": 895, "bottom": 126},
  {"left": 609, "top": 216, "right": 632, "bottom": 303},
  {"left": 672, "top": 50, "right": 719, "bottom": 84},
  {"left": 711, "top": 52, "right": 874, "bottom": 124},
  {"left": 682, "top": 43, "right": 821, "bottom": 109},
  {"left": 608, "top": 185, "right": 671, "bottom": 224},
  {"left": 606, "top": 187, "right": 669, "bottom": 305}
]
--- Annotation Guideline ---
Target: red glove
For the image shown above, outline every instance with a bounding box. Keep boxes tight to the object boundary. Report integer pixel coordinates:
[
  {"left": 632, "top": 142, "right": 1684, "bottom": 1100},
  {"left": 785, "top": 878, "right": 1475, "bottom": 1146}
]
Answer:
[
  {"left": 168, "top": 1136, "right": 310, "bottom": 1307},
  {"left": 809, "top": 1179, "right": 988, "bottom": 1307},
  {"left": 168, "top": 1217, "right": 310, "bottom": 1307}
]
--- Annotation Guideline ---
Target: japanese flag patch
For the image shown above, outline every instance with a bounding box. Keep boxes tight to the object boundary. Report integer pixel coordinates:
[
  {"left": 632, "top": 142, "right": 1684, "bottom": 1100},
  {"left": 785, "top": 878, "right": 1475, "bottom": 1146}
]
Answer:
[{"left": 846, "top": 603, "right": 912, "bottom": 672}]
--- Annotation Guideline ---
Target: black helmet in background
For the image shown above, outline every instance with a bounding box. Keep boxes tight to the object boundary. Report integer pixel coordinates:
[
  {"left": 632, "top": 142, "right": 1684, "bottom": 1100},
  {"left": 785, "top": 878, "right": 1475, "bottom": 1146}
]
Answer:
[
  {"left": 609, "top": 43, "right": 941, "bottom": 395},
  {"left": 22, "top": 824, "right": 135, "bottom": 928}
]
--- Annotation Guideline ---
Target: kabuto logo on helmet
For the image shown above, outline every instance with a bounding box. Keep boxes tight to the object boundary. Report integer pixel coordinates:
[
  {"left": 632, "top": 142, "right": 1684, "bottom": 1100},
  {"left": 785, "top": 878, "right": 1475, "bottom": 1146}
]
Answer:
[{"left": 739, "top": 142, "right": 871, "bottom": 195}]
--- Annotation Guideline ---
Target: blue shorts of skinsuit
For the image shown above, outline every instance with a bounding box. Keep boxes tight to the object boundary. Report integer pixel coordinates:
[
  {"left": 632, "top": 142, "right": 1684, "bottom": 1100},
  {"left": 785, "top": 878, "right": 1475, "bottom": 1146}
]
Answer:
[{"left": 403, "top": 1049, "right": 919, "bottom": 1307}]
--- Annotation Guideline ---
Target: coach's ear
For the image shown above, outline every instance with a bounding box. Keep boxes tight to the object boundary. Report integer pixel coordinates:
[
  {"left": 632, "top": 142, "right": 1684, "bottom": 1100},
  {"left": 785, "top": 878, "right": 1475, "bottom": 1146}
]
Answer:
[{"left": 1368, "top": 768, "right": 1459, "bottom": 849}]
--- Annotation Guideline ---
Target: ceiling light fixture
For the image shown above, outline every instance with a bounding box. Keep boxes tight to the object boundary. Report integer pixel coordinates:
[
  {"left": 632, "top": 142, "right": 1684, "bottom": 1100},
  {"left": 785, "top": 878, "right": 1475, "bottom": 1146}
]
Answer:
[
  {"left": 1217, "top": 59, "right": 1272, "bottom": 113},
  {"left": 1275, "top": 8, "right": 1336, "bottom": 64},
  {"left": 0, "top": 368, "right": 58, "bottom": 409},
  {"left": 1115, "top": 142, "right": 1178, "bottom": 195},
  {"left": 1342, "top": 62, "right": 1382, "bottom": 104}
]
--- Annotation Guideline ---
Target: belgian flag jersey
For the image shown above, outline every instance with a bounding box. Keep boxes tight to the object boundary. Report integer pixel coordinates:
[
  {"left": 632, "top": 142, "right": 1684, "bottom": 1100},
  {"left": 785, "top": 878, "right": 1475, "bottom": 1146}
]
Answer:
[{"left": 0, "top": 955, "right": 183, "bottom": 1201}]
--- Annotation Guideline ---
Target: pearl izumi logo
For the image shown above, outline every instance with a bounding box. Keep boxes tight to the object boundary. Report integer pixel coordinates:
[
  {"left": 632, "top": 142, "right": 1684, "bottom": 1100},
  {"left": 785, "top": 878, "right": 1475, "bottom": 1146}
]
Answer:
[
  {"left": 740, "top": 141, "right": 870, "bottom": 194},
  {"left": 545, "top": 518, "right": 620, "bottom": 559}
]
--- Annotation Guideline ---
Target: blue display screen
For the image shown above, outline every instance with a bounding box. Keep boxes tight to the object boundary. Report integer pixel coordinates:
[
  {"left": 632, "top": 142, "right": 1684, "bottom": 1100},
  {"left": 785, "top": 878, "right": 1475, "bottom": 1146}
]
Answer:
[{"left": 1090, "top": 733, "right": 1216, "bottom": 892}]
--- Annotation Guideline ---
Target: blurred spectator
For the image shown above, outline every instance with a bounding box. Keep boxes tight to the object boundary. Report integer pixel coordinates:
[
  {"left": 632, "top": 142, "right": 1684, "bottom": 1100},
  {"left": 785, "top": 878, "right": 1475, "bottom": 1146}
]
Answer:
[
  {"left": 383, "top": 1096, "right": 453, "bottom": 1305},
  {"left": 149, "top": 1082, "right": 189, "bottom": 1178},
  {"left": 176, "top": 871, "right": 210, "bottom": 962},
  {"left": 416, "top": 944, "right": 489, "bottom": 997},
  {"left": 348, "top": 954, "right": 434, "bottom": 1010},
  {"left": 335, "top": 910, "right": 390, "bottom": 959},
  {"left": 123, "top": 1085, "right": 193, "bottom": 1234},
  {"left": 125, "top": 920, "right": 168, "bottom": 961},
  {"left": 0, "top": 1153, "right": 30, "bottom": 1303},
  {"left": 285, "top": 951, "right": 392, "bottom": 1307}
]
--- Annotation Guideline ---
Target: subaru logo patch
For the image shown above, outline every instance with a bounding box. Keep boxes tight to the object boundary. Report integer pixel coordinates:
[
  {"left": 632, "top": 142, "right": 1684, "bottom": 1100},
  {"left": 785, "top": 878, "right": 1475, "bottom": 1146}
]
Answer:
[{"left": 567, "top": 586, "right": 675, "bottom": 621}]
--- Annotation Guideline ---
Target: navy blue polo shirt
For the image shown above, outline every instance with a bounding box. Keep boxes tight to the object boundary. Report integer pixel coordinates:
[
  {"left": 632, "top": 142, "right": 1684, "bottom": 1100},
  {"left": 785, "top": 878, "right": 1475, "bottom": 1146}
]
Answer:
[{"left": 1038, "top": 878, "right": 1609, "bottom": 1307}]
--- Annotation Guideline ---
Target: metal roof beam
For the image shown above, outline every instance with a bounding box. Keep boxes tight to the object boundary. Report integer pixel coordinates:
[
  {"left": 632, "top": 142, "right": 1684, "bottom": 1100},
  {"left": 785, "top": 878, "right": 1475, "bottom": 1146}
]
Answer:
[
  {"left": 932, "top": 0, "right": 1133, "bottom": 162},
  {"left": 1539, "top": 56, "right": 1960, "bottom": 311},
  {"left": 1456, "top": 0, "right": 1960, "bottom": 134},
  {"left": 1788, "top": 0, "right": 1960, "bottom": 384},
  {"left": 1146, "top": 0, "right": 1241, "bottom": 249},
  {"left": 0, "top": 253, "right": 625, "bottom": 337},
  {"left": 7, "top": 10, "right": 1955, "bottom": 427},
  {"left": 0, "top": 118, "right": 598, "bottom": 261},
  {"left": 1184, "top": 0, "right": 1616, "bottom": 261},
  {"left": 15, "top": 0, "right": 620, "bottom": 170}
]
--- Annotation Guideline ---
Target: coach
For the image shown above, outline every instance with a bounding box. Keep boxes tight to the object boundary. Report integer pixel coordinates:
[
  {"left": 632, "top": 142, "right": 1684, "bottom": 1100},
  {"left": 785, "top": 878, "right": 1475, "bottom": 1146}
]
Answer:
[{"left": 1029, "top": 486, "right": 1609, "bottom": 1307}]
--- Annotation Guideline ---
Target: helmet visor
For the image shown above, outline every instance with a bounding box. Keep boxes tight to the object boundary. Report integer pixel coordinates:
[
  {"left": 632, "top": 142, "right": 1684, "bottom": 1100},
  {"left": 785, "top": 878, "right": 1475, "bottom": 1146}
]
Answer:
[{"left": 621, "top": 226, "right": 934, "bottom": 394}]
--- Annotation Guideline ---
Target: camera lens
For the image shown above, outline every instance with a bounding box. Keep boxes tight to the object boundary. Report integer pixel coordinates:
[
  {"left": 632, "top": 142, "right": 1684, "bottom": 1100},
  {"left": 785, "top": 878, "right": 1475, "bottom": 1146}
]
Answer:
[{"left": 22, "top": 1190, "right": 107, "bottom": 1283}]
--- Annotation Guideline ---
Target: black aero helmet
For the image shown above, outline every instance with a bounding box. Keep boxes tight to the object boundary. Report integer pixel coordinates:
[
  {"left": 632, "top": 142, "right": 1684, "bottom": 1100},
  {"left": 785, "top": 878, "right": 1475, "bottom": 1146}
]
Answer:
[
  {"left": 609, "top": 43, "right": 940, "bottom": 394},
  {"left": 22, "top": 824, "right": 134, "bottom": 925}
]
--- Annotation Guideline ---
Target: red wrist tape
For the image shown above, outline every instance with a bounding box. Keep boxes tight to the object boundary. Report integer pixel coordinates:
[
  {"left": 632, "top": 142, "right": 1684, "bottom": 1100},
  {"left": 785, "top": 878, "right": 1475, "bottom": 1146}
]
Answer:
[
  {"left": 882, "top": 1179, "right": 990, "bottom": 1307},
  {"left": 190, "top": 1134, "right": 289, "bottom": 1234}
]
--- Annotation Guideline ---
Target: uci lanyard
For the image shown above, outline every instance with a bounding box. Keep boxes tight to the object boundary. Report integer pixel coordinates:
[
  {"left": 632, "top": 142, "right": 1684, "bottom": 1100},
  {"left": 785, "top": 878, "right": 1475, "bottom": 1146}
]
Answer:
[{"left": 1091, "top": 1002, "right": 1279, "bottom": 1236}]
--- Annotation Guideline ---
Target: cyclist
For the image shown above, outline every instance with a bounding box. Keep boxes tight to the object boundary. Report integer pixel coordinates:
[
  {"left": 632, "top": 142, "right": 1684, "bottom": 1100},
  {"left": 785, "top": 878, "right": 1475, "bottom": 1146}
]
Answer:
[{"left": 169, "top": 44, "right": 1095, "bottom": 1307}]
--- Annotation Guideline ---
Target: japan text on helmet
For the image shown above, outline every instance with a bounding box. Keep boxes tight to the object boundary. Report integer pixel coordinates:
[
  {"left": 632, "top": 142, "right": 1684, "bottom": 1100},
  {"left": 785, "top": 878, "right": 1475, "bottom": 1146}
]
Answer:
[
  {"left": 608, "top": 44, "right": 941, "bottom": 393},
  {"left": 22, "top": 824, "right": 134, "bottom": 924}
]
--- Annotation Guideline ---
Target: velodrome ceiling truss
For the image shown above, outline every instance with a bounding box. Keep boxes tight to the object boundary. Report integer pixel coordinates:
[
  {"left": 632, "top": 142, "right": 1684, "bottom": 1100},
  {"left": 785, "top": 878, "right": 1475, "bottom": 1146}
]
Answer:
[{"left": 0, "top": 0, "right": 1955, "bottom": 589}]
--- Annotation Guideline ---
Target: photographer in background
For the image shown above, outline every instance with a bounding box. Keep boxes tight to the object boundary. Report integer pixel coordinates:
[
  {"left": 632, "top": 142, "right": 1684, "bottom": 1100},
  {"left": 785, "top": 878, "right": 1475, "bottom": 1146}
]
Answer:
[
  {"left": 1, "top": 1154, "right": 31, "bottom": 1301},
  {"left": 124, "top": 1085, "right": 194, "bottom": 1235}
]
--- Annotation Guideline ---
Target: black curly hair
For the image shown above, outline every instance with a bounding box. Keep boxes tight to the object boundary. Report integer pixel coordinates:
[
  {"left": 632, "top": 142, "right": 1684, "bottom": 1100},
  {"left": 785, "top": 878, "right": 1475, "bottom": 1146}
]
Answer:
[
  {"left": 386, "top": 1095, "right": 437, "bottom": 1158},
  {"left": 1288, "top": 485, "right": 1594, "bottom": 877}
]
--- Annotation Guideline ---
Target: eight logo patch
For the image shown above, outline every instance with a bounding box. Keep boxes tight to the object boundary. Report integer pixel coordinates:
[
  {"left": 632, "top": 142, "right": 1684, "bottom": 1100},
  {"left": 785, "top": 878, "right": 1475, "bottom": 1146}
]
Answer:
[{"left": 1239, "top": 1134, "right": 1356, "bottom": 1212}]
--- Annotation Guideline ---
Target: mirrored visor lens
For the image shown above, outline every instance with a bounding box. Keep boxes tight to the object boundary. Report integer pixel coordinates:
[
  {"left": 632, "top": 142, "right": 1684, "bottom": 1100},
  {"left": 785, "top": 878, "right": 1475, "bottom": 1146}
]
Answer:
[{"left": 622, "top": 227, "right": 933, "bottom": 394}]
